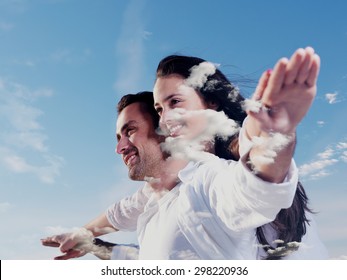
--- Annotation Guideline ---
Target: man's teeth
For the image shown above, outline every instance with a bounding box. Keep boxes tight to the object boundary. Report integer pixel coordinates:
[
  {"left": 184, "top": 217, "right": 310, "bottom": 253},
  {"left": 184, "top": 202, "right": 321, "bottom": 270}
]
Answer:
[{"left": 127, "top": 155, "right": 136, "bottom": 165}]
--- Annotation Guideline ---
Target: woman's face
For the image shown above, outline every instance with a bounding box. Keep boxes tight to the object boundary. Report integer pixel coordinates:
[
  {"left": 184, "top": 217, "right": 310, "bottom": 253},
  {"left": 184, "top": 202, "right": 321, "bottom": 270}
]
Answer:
[{"left": 153, "top": 74, "right": 209, "bottom": 139}]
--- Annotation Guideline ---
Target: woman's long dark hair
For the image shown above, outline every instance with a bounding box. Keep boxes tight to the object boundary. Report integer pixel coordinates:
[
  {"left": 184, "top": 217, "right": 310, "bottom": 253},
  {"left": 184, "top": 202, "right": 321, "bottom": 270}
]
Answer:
[{"left": 156, "top": 55, "right": 312, "bottom": 259}]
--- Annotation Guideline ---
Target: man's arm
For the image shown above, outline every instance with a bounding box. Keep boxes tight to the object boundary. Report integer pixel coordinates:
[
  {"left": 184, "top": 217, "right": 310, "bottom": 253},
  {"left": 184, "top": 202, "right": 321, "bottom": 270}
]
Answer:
[
  {"left": 244, "top": 47, "right": 319, "bottom": 183},
  {"left": 83, "top": 213, "right": 117, "bottom": 237},
  {"left": 41, "top": 183, "right": 152, "bottom": 260}
]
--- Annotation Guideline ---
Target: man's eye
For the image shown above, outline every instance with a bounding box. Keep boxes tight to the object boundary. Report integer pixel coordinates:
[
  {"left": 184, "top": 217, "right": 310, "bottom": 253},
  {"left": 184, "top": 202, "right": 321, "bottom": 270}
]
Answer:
[{"left": 126, "top": 127, "right": 136, "bottom": 137}]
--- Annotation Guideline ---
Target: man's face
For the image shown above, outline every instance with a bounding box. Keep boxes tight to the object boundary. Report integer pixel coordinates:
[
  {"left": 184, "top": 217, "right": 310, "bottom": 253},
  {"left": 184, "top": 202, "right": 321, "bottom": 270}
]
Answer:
[{"left": 116, "top": 102, "right": 163, "bottom": 181}]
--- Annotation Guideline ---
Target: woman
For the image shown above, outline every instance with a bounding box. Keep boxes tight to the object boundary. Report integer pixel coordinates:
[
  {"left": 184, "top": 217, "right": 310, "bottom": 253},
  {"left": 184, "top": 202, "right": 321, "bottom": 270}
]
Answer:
[{"left": 152, "top": 47, "right": 327, "bottom": 259}]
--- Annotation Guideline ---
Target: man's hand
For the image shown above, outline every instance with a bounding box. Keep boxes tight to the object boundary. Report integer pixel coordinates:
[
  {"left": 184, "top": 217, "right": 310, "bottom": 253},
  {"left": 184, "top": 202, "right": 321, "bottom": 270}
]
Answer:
[{"left": 41, "top": 228, "right": 93, "bottom": 260}]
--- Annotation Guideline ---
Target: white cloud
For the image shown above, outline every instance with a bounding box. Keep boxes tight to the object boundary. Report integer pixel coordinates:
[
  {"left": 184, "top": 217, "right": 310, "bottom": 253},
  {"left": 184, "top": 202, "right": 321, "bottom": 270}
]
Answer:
[
  {"left": 160, "top": 109, "right": 240, "bottom": 162},
  {"left": 3, "top": 131, "right": 48, "bottom": 152},
  {"left": 185, "top": 61, "right": 217, "bottom": 89},
  {"left": 337, "top": 142, "right": 347, "bottom": 150},
  {"left": 2, "top": 153, "right": 32, "bottom": 172},
  {"left": 248, "top": 133, "right": 293, "bottom": 170},
  {"left": 299, "top": 140, "right": 347, "bottom": 180},
  {"left": 299, "top": 158, "right": 338, "bottom": 178},
  {"left": 241, "top": 99, "right": 262, "bottom": 113},
  {"left": 317, "top": 148, "right": 334, "bottom": 159},
  {"left": 309, "top": 169, "right": 331, "bottom": 180},
  {"left": 0, "top": 149, "right": 64, "bottom": 184},
  {"left": 317, "top": 120, "right": 325, "bottom": 127},
  {"left": 0, "top": 78, "right": 64, "bottom": 184},
  {"left": 341, "top": 150, "right": 347, "bottom": 163},
  {"left": 325, "top": 92, "right": 338, "bottom": 104}
]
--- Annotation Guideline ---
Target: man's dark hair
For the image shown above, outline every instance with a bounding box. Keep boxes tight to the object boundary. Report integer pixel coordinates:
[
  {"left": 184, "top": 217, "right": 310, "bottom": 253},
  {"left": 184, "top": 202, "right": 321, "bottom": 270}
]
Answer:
[{"left": 117, "top": 91, "right": 160, "bottom": 129}]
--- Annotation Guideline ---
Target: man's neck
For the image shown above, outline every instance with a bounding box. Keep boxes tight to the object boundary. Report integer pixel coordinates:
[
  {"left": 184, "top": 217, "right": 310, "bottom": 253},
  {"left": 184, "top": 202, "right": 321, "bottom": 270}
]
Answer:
[{"left": 147, "top": 158, "right": 188, "bottom": 191}]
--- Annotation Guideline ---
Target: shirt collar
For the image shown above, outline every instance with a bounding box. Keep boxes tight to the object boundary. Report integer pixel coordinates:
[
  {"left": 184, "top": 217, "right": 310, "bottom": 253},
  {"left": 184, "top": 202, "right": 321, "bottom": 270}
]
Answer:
[{"left": 177, "top": 153, "right": 222, "bottom": 183}]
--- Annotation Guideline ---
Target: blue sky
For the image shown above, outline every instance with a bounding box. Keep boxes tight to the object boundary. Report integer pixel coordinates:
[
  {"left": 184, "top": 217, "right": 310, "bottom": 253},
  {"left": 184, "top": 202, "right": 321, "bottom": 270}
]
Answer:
[{"left": 0, "top": 0, "right": 346, "bottom": 260}]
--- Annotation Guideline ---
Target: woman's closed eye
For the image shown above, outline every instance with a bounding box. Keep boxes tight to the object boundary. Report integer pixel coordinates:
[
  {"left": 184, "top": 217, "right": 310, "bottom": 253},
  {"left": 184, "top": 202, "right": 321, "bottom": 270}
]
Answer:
[{"left": 169, "top": 98, "right": 181, "bottom": 107}]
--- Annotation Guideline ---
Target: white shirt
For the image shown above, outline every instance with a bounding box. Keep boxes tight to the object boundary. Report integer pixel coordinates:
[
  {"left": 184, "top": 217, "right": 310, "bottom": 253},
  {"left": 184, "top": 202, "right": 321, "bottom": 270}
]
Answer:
[
  {"left": 109, "top": 155, "right": 302, "bottom": 259},
  {"left": 107, "top": 122, "right": 328, "bottom": 259}
]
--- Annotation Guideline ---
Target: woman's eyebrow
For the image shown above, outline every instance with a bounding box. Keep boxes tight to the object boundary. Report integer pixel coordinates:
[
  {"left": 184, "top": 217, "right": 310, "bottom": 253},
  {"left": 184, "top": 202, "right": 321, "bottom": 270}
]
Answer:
[{"left": 154, "top": 94, "right": 182, "bottom": 107}]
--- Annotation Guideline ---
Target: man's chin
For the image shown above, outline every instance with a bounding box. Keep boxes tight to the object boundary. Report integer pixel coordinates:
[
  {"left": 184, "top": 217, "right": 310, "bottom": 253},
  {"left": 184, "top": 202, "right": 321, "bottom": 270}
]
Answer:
[{"left": 128, "top": 169, "right": 143, "bottom": 181}]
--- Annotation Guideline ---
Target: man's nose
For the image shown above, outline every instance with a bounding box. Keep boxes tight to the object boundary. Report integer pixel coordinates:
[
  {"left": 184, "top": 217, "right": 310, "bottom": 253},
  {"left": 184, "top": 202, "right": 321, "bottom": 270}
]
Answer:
[{"left": 116, "top": 137, "right": 130, "bottom": 154}]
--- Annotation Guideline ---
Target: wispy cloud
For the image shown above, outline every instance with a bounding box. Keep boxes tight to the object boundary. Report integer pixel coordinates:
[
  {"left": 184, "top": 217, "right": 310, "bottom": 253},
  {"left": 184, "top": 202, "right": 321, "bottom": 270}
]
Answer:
[
  {"left": 0, "top": 78, "right": 64, "bottom": 184},
  {"left": 317, "top": 120, "right": 325, "bottom": 127},
  {"left": 12, "top": 58, "right": 36, "bottom": 67},
  {"left": 113, "top": 0, "right": 148, "bottom": 93},
  {"left": 337, "top": 142, "right": 347, "bottom": 162},
  {"left": 325, "top": 92, "right": 339, "bottom": 104},
  {"left": 341, "top": 151, "right": 347, "bottom": 163},
  {"left": 317, "top": 148, "right": 334, "bottom": 159},
  {"left": 50, "top": 48, "right": 92, "bottom": 64},
  {"left": 299, "top": 143, "right": 347, "bottom": 180},
  {"left": 337, "top": 142, "right": 347, "bottom": 149}
]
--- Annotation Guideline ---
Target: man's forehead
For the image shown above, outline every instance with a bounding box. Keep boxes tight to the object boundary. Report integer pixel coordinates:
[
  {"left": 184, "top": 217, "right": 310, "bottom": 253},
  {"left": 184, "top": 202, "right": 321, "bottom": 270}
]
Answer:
[{"left": 116, "top": 103, "right": 150, "bottom": 132}]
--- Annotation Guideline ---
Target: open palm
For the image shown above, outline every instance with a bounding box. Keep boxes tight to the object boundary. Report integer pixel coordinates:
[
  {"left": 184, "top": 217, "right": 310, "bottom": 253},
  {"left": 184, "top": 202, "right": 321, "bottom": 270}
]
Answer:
[{"left": 247, "top": 47, "right": 320, "bottom": 136}]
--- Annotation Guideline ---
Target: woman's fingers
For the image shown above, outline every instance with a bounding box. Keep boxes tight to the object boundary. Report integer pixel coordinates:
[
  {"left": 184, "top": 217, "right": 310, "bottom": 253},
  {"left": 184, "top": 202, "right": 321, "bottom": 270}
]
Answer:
[
  {"left": 284, "top": 48, "right": 305, "bottom": 85},
  {"left": 261, "top": 57, "right": 288, "bottom": 105},
  {"left": 306, "top": 53, "right": 320, "bottom": 87},
  {"left": 253, "top": 69, "right": 271, "bottom": 100},
  {"left": 295, "top": 47, "right": 315, "bottom": 84}
]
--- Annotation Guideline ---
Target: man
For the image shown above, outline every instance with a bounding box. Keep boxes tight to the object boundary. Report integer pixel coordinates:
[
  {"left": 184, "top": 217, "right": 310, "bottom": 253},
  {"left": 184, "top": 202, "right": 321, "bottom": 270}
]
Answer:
[{"left": 41, "top": 91, "right": 183, "bottom": 259}]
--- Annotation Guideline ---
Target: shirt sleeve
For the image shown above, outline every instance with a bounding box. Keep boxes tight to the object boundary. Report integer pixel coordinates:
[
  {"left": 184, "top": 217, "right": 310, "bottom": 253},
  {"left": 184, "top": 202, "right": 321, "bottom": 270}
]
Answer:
[
  {"left": 205, "top": 118, "right": 299, "bottom": 232},
  {"left": 208, "top": 158, "right": 298, "bottom": 232},
  {"left": 238, "top": 116, "right": 254, "bottom": 157},
  {"left": 106, "top": 183, "right": 152, "bottom": 231},
  {"left": 209, "top": 115, "right": 299, "bottom": 231}
]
